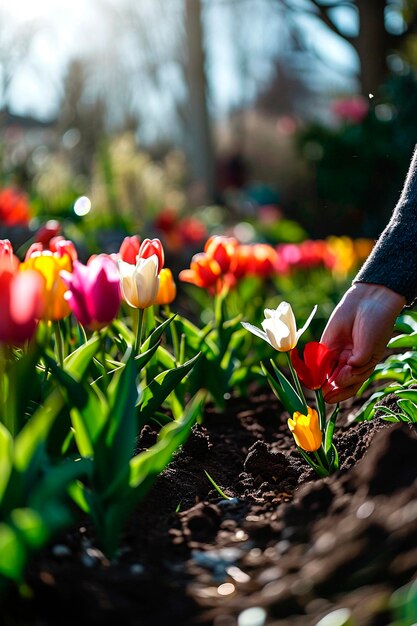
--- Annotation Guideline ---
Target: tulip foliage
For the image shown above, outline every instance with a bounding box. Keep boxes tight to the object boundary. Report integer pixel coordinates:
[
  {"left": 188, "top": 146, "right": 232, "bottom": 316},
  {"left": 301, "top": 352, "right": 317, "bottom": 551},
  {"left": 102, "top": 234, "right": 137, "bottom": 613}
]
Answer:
[{"left": 0, "top": 235, "right": 205, "bottom": 592}]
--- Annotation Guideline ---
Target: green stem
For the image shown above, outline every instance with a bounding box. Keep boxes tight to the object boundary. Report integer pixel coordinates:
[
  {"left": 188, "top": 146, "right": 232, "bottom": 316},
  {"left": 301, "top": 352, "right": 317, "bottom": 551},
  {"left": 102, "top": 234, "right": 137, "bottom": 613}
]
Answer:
[
  {"left": 315, "top": 388, "right": 327, "bottom": 432},
  {"left": 134, "top": 308, "right": 145, "bottom": 354},
  {"left": 54, "top": 323, "right": 64, "bottom": 369},
  {"left": 164, "top": 305, "right": 179, "bottom": 364},
  {"left": 100, "top": 331, "right": 110, "bottom": 389},
  {"left": 312, "top": 450, "right": 330, "bottom": 477},
  {"left": 285, "top": 351, "right": 306, "bottom": 405}
]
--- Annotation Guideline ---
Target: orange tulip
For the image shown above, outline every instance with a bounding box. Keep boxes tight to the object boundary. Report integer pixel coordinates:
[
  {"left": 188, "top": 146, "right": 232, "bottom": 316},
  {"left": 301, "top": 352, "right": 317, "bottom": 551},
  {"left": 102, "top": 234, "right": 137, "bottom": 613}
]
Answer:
[{"left": 179, "top": 253, "right": 222, "bottom": 290}]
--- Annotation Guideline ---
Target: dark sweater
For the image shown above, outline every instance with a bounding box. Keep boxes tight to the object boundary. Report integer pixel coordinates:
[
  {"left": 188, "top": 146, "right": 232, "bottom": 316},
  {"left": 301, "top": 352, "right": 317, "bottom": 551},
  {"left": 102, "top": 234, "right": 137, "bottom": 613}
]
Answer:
[{"left": 354, "top": 145, "right": 417, "bottom": 304}]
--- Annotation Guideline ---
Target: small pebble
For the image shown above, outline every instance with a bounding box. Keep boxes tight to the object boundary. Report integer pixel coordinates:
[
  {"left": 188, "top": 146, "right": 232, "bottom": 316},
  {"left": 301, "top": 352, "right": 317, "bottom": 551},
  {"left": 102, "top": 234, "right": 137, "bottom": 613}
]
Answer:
[
  {"left": 315, "top": 608, "right": 353, "bottom": 626},
  {"left": 52, "top": 544, "right": 71, "bottom": 558},
  {"left": 217, "top": 583, "right": 235, "bottom": 596},
  {"left": 238, "top": 607, "right": 267, "bottom": 626},
  {"left": 356, "top": 501, "right": 375, "bottom": 520}
]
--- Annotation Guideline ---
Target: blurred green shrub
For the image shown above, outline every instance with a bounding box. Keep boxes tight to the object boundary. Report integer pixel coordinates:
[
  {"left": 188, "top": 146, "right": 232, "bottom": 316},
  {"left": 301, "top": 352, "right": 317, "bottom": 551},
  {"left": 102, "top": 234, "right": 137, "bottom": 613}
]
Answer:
[{"left": 298, "top": 71, "right": 417, "bottom": 238}]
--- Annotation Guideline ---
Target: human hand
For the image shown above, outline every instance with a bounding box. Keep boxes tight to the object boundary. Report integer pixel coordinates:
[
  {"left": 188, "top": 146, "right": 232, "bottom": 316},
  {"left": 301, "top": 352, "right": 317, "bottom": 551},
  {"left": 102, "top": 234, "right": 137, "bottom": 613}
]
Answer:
[{"left": 321, "top": 283, "right": 406, "bottom": 403}]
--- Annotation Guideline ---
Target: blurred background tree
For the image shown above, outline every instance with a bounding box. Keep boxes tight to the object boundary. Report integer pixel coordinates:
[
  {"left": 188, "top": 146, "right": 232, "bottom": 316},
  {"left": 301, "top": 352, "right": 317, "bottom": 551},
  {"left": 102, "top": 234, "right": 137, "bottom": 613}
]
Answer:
[{"left": 0, "top": 0, "right": 417, "bottom": 242}]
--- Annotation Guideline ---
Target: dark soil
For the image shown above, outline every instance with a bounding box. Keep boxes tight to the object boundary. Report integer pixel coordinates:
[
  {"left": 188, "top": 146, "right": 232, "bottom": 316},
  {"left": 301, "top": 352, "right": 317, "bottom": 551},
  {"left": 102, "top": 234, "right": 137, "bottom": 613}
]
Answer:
[{"left": 5, "top": 389, "right": 417, "bottom": 626}]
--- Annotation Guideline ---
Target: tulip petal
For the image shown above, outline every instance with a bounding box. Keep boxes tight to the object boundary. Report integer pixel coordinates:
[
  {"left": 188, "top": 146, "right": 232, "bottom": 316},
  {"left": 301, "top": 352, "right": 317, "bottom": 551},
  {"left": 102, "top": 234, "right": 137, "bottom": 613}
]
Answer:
[
  {"left": 241, "top": 322, "right": 270, "bottom": 345},
  {"left": 296, "top": 304, "right": 317, "bottom": 340}
]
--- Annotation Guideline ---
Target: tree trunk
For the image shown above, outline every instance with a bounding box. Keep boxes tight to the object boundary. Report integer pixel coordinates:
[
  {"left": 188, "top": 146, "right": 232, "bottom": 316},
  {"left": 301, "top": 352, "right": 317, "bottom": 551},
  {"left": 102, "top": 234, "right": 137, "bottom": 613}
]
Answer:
[
  {"left": 355, "top": 0, "right": 389, "bottom": 96},
  {"left": 184, "top": 0, "right": 216, "bottom": 201}
]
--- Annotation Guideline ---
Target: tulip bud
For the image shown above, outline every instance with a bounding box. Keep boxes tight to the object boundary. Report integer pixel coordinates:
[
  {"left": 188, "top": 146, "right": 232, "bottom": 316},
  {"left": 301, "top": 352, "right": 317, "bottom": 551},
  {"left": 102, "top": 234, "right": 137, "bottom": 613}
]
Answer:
[
  {"left": 288, "top": 407, "right": 322, "bottom": 452},
  {"left": 155, "top": 268, "right": 176, "bottom": 305},
  {"left": 35, "top": 219, "right": 61, "bottom": 245}
]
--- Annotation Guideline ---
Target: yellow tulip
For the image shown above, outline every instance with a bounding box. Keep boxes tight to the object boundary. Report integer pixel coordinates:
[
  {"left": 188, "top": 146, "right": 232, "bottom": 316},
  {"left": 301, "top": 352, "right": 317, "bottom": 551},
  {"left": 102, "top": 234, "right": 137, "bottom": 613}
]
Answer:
[
  {"left": 288, "top": 407, "right": 322, "bottom": 452},
  {"left": 119, "top": 254, "right": 159, "bottom": 309},
  {"left": 155, "top": 268, "right": 176, "bottom": 306},
  {"left": 20, "top": 252, "right": 71, "bottom": 321}
]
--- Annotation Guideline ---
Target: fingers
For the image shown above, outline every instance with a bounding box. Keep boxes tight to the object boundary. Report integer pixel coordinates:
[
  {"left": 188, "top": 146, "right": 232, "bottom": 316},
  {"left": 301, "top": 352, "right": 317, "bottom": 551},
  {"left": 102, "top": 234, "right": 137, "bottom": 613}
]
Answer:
[
  {"left": 323, "top": 362, "right": 376, "bottom": 404},
  {"left": 323, "top": 381, "right": 364, "bottom": 404}
]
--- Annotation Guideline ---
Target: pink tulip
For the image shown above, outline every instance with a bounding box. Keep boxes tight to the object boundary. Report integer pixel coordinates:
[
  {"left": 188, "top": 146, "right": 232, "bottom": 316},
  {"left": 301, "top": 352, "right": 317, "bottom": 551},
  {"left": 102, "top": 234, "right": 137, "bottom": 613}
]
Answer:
[
  {"left": 61, "top": 255, "right": 121, "bottom": 330},
  {"left": 0, "top": 270, "right": 44, "bottom": 344}
]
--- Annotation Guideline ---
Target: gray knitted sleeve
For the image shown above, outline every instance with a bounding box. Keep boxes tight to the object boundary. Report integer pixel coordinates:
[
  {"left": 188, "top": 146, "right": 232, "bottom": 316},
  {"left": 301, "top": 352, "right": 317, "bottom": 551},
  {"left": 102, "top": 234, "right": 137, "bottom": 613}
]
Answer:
[{"left": 353, "top": 145, "right": 417, "bottom": 304}]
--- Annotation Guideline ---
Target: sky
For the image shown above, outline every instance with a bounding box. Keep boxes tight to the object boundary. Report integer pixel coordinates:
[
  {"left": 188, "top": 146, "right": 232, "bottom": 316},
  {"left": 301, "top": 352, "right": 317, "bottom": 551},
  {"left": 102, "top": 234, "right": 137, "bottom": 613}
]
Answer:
[{"left": 0, "top": 0, "right": 359, "bottom": 126}]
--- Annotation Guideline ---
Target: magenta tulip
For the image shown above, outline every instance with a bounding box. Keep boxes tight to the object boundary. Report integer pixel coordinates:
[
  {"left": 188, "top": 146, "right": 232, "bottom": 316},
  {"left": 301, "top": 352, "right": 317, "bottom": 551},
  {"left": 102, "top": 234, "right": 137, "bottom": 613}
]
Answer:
[{"left": 61, "top": 255, "right": 121, "bottom": 330}]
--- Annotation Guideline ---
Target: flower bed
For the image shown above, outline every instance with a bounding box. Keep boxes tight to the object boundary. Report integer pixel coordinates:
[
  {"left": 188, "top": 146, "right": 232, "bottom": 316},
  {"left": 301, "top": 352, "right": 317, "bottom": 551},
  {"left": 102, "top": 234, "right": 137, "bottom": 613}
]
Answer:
[{"left": 1, "top": 225, "right": 416, "bottom": 625}]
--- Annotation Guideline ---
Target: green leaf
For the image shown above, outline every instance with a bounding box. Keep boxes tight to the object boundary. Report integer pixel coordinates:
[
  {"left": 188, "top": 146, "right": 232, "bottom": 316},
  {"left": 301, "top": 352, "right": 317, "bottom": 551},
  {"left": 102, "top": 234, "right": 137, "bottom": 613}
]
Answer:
[
  {"left": 174, "top": 316, "right": 219, "bottom": 357},
  {"left": 0, "top": 424, "right": 13, "bottom": 502},
  {"left": 140, "top": 315, "right": 176, "bottom": 353},
  {"left": 135, "top": 341, "right": 162, "bottom": 371},
  {"left": 324, "top": 405, "right": 340, "bottom": 455},
  {"left": 388, "top": 332, "right": 417, "bottom": 349},
  {"left": 204, "top": 470, "right": 232, "bottom": 500},
  {"left": 94, "top": 354, "right": 139, "bottom": 495},
  {"left": 42, "top": 354, "right": 88, "bottom": 409},
  {"left": 14, "top": 390, "right": 63, "bottom": 474},
  {"left": 0, "top": 523, "right": 25, "bottom": 581},
  {"left": 395, "top": 389, "right": 417, "bottom": 402},
  {"left": 70, "top": 385, "right": 107, "bottom": 457},
  {"left": 270, "top": 360, "right": 307, "bottom": 414},
  {"left": 137, "top": 353, "right": 201, "bottom": 424},
  {"left": 63, "top": 334, "right": 101, "bottom": 379},
  {"left": 10, "top": 508, "right": 48, "bottom": 549}
]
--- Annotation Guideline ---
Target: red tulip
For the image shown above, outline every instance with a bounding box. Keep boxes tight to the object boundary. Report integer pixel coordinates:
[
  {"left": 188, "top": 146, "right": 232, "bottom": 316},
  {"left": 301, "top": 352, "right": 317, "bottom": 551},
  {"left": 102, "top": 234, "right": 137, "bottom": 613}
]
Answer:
[
  {"left": 138, "top": 238, "right": 164, "bottom": 273},
  {"left": 0, "top": 239, "right": 19, "bottom": 274},
  {"left": 119, "top": 235, "right": 141, "bottom": 265},
  {"left": 0, "top": 270, "right": 44, "bottom": 344},
  {"left": 204, "top": 235, "right": 238, "bottom": 274},
  {"left": 0, "top": 187, "right": 30, "bottom": 226},
  {"left": 35, "top": 220, "right": 61, "bottom": 245},
  {"left": 291, "top": 341, "right": 335, "bottom": 390},
  {"left": 49, "top": 236, "right": 78, "bottom": 262}
]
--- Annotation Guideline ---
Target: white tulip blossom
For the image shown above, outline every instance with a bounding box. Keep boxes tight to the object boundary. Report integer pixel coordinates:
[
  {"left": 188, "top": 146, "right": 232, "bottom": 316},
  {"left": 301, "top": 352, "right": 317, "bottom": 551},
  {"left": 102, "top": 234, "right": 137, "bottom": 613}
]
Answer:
[
  {"left": 242, "top": 301, "right": 317, "bottom": 352},
  {"left": 118, "top": 254, "right": 160, "bottom": 309}
]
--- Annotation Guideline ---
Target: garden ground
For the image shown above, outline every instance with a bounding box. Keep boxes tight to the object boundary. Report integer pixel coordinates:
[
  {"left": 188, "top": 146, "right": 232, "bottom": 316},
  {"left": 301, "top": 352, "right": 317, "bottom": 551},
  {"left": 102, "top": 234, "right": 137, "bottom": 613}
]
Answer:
[{"left": 6, "top": 388, "right": 417, "bottom": 626}]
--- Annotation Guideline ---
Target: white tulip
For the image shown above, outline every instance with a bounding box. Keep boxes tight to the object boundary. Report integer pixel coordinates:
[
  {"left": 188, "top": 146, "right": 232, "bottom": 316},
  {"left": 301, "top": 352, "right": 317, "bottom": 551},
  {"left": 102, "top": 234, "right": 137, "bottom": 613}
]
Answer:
[
  {"left": 119, "top": 254, "right": 160, "bottom": 309},
  {"left": 242, "top": 301, "right": 317, "bottom": 352}
]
